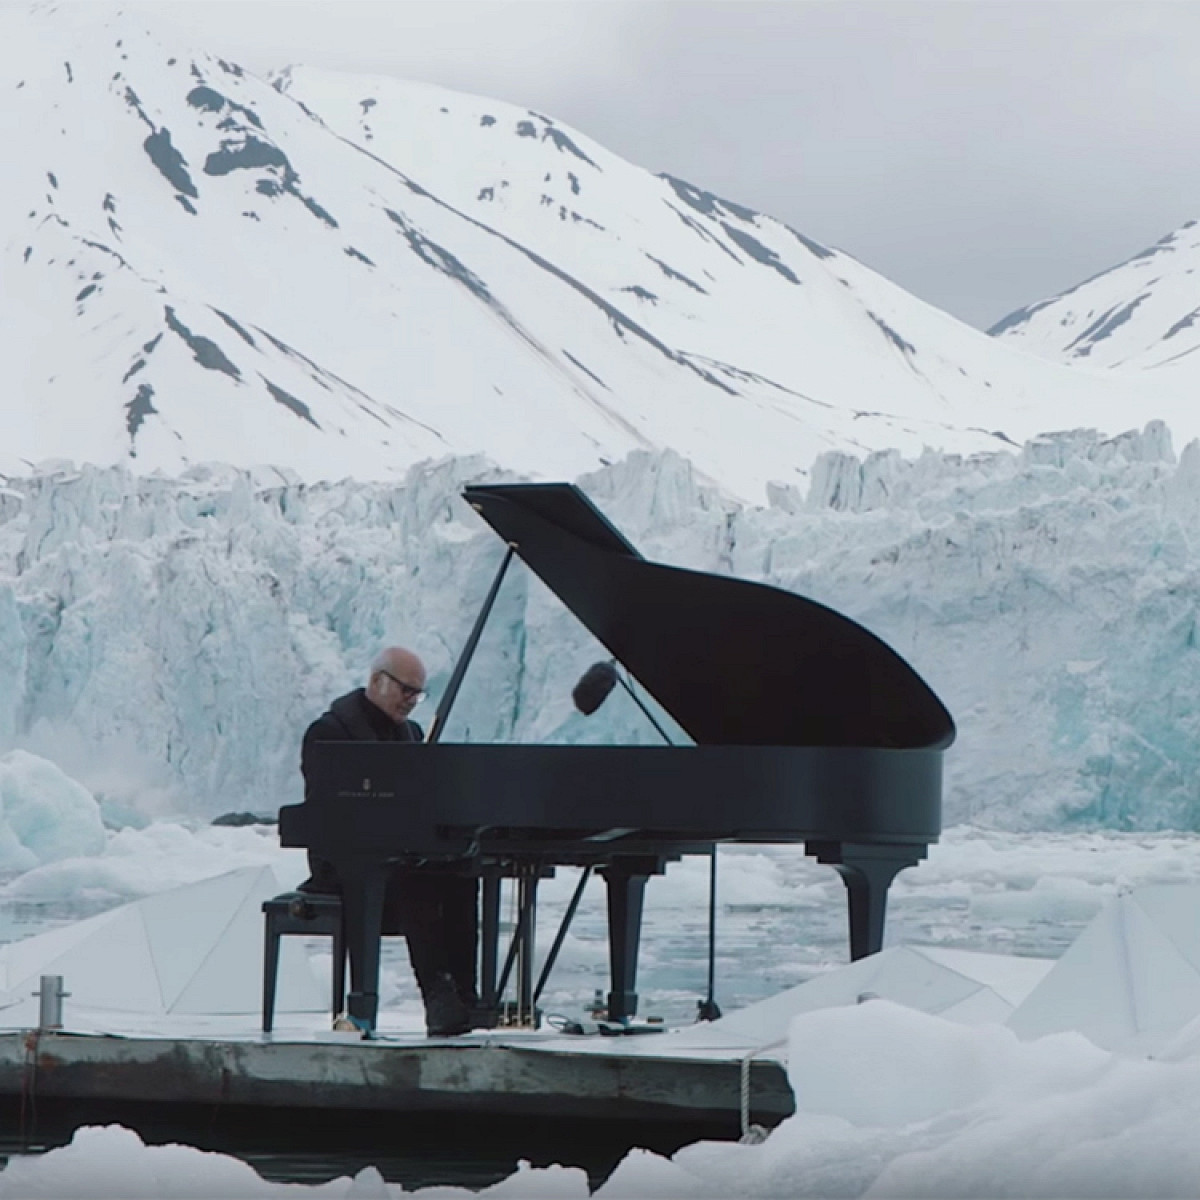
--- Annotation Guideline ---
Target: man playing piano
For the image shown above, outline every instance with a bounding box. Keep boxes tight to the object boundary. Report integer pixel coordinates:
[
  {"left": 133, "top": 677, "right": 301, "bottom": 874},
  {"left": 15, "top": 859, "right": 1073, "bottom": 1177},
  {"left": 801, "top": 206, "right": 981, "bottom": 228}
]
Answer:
[{"left": 298, "top": 646, "right": 480, "bottom": 1037}]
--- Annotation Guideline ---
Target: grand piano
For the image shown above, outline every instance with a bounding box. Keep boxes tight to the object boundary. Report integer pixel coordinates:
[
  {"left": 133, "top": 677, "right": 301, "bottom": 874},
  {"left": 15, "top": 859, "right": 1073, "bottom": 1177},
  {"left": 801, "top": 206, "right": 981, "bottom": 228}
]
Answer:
[{"left": 280, "top": 482, "right": 955, "bottom": 1034}]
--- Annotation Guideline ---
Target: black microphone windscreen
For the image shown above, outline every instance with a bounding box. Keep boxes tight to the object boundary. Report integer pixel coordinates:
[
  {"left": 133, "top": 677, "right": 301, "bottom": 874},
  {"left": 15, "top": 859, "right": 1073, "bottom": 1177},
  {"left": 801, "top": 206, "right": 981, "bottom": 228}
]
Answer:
[{"left": 572, "top": 661, "right": 618, "bottom": 715}]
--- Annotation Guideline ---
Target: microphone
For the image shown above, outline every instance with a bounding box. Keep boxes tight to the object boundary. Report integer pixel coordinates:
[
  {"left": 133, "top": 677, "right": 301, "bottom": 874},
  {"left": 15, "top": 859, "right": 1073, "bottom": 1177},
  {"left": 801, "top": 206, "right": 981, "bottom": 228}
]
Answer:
[{"left": 572, "top": 661, "right": 618, "bottom": 715}]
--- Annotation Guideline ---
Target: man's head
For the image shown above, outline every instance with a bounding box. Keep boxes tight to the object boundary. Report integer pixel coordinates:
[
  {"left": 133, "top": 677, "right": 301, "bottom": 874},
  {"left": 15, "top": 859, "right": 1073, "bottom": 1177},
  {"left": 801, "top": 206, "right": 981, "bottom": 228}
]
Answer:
[{"left": 365, "top": 646, "right": 428, "bottom": 724}]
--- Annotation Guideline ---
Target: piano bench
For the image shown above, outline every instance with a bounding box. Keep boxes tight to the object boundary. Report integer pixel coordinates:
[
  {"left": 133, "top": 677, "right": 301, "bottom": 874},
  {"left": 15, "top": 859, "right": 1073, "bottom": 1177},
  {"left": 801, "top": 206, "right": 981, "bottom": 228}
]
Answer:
[{"left": 261, "top": 891, "right": 345, "bottom": 1033}]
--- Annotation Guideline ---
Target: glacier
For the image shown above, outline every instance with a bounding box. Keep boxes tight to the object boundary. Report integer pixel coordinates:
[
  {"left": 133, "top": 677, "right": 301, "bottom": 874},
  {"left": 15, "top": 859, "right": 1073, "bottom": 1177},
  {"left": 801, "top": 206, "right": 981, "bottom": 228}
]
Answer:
[{"left": 0, "top": 424, "right": 1197, "bottom": 836}]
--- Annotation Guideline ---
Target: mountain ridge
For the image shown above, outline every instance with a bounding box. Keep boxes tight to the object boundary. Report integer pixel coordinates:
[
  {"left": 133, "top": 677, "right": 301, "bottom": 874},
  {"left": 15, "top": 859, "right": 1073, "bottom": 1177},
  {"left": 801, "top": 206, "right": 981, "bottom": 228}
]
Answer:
[
  {"left": 0, "top": 2, "right": 1193, "bottom": 500},
  {"left": 990, "top": 219, "right": 1200, "bottom": 378}
]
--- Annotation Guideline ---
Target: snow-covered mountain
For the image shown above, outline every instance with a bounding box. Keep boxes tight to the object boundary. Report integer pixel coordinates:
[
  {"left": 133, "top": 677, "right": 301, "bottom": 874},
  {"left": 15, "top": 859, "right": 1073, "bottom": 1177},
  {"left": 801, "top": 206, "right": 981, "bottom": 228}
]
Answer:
[
  {"left": 990, "top": 219, "right": 1200, "bottom": 379},
  {"left": 1, "top": 2, "right": 1193, "bottom": 502}
]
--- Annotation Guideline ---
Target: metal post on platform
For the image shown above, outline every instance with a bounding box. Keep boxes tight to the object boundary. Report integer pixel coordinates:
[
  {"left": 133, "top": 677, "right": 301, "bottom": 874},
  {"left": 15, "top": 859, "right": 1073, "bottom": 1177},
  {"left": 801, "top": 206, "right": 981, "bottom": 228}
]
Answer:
[{"left": 34, "top": 974, "right": 68, "bottom": 1030}]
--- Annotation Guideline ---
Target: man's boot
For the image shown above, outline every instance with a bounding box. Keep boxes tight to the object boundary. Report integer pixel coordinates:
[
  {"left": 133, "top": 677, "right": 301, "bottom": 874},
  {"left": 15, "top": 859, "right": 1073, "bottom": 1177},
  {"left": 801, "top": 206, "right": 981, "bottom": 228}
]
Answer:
[{"left": 423, "top": 971, "right": 472, "bottom": 1037}]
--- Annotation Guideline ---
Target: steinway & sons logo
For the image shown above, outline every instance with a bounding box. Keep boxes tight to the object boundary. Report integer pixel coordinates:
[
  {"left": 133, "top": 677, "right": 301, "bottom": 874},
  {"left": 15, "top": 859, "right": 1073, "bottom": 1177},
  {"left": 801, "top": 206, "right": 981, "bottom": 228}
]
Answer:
[{"left": 337, "top": 777, "right": 396, "bottom": 799}]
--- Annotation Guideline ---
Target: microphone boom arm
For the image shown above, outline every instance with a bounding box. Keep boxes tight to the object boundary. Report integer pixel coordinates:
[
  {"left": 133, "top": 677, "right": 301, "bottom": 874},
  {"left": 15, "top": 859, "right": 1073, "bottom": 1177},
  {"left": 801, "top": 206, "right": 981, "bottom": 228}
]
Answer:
[{"left": 611, "top": 666, "right": 675, "bottom": 747}]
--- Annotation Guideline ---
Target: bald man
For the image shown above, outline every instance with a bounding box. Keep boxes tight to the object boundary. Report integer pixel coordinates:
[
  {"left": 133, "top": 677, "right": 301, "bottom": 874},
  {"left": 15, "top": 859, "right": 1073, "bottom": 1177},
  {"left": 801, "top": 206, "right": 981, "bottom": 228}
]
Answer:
[{"left": 299, "top": 647, "right": 479, "bottom": 1037}]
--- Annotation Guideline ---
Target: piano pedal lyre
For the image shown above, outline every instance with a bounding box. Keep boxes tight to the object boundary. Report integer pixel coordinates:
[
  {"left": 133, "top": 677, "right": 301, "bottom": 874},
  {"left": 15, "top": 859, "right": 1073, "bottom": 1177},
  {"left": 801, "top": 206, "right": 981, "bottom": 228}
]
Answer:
[{"left": 493, "top": 999, "right": 542, "bottom": 1029}]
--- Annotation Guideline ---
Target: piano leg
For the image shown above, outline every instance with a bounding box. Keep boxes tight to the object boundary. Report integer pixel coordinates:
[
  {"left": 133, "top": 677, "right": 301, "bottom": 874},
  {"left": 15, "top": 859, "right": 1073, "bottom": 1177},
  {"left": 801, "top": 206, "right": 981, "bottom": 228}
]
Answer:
[
  {"left": 480, "top": 872, "right": 502, "bottom": 1009},
  {"left": 600, "top": 860, "right": 653, "bottom": 1022},
  {"left": 809, "top": 841, "right": 926, "bottom": 960},
  {"left": 517, "top": 867, "right": 538, "bottom": 1021},
  {"left": 336, "top": 859, "right": 388, "bottom": 1032}
]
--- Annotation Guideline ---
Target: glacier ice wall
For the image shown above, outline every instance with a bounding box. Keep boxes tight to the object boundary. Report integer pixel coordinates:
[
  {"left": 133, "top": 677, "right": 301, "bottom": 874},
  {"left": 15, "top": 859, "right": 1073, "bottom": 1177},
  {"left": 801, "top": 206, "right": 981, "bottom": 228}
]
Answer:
[{"left": 0, "top": 424, "right": 1198, "bottom": 832}]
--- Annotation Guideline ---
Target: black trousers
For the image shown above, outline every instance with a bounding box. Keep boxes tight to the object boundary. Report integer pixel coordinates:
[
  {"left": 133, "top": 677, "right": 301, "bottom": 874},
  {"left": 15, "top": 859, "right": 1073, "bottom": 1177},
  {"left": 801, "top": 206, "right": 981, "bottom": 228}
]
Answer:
[
  {"left": 301, "top": 855, "right": 479, "bottom": 1006},
  {"left": 385, "top": 867, "right": 479, "bottom": 1006}
]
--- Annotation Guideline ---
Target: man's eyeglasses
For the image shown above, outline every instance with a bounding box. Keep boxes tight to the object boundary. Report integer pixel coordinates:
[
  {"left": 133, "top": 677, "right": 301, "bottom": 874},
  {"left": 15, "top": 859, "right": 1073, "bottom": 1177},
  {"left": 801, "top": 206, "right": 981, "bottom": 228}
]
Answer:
[{"left": 379, "top": 669, "right": 427, "bottom": 703}]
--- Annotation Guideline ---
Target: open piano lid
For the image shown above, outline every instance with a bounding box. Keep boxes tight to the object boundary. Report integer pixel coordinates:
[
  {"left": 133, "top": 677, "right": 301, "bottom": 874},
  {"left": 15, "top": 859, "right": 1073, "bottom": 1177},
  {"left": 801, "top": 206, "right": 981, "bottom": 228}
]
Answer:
[{"left": 464, "top": 482, "right": 955, "bottom": 751}]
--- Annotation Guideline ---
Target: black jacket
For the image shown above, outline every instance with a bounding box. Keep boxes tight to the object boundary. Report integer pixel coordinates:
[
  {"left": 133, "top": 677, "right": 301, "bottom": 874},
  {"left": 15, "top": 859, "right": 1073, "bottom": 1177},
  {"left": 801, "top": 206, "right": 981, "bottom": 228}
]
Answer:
[
  {"left": 298, "top": 688, "right": 424, "bottom": 892},
  {"left": 301, "top": 687, "right": 423, "bottom": 799}
]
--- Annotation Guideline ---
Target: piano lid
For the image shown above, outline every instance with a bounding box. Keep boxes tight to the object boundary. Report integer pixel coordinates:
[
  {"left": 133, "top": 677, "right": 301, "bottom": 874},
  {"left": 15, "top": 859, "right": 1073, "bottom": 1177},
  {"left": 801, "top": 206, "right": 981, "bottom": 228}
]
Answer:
[{"left": 463, "top": 482, "right": 955, "bottom": 751}]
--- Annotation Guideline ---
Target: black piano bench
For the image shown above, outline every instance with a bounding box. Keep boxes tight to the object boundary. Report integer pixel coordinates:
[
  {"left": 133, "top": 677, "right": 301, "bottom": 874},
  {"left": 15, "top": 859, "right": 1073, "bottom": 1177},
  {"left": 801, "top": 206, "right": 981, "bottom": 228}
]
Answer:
[{"left": 261, "top": 891, "right": 345, "bottom": 1033}]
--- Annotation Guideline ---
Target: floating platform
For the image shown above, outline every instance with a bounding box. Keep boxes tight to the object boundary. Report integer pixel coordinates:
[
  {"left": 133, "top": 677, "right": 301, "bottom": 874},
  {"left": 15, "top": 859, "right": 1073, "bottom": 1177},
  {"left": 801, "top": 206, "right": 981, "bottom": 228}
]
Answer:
[
  {"left": 0, "top": 1014, "right": 793, "bottom": 1182},
  {"left": 0, "top": 1023, "right": 792, "bottom": 1123}
]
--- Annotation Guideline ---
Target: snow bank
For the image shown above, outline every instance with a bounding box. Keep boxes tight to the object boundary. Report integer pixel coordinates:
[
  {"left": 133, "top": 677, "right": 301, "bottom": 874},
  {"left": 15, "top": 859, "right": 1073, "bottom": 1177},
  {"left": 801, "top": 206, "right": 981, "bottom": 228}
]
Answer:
[
  {"left": 651, "top": 1003, "right": 1200, "bottom": 1199},
  {"left": 784, "top": 998, "right": 1107, "bottom": 1126},
  {"left": 0, "top": 1126, "right": 279, "bottom": 1199},
  {"left": 0, "top": 753, "right": 302, "bottom": 906},
  {"left": 0, "top": 750, "right": 104, "bottom": 873},
  {"left": 0, "top": 1124, "right": 590, "bottom": 1198},
  {"left": 0, "top": 819, "right": 304, "bottom": 905}
]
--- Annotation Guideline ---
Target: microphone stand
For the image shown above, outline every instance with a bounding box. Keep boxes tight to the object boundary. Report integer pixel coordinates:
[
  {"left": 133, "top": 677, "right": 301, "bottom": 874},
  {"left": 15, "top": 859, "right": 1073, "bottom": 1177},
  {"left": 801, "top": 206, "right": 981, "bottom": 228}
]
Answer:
[{"left": 696, "top": 847, "right": 722, "bottom": 1022}]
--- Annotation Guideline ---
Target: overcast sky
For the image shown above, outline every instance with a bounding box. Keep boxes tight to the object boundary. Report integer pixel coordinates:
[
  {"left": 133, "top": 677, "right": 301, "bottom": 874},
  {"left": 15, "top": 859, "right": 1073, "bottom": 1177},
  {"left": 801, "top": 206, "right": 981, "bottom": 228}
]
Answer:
[{"left": 118, "top": 0, "right": 1200, "bottom": 330}]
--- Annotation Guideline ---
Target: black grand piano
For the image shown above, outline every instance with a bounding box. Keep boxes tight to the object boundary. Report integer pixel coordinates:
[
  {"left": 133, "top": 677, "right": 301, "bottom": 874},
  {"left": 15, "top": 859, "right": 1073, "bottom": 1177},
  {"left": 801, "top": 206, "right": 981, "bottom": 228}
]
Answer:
[{"left": 280, "top": 482, "right": 955, "bottom": 1034}]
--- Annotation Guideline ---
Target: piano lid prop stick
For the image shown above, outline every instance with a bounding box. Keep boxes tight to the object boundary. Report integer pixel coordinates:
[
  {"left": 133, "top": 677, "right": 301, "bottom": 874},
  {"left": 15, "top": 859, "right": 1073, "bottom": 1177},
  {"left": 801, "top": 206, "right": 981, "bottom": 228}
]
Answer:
[{"left": 426, "top": 542, "right": 517, "bottom": 745}]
